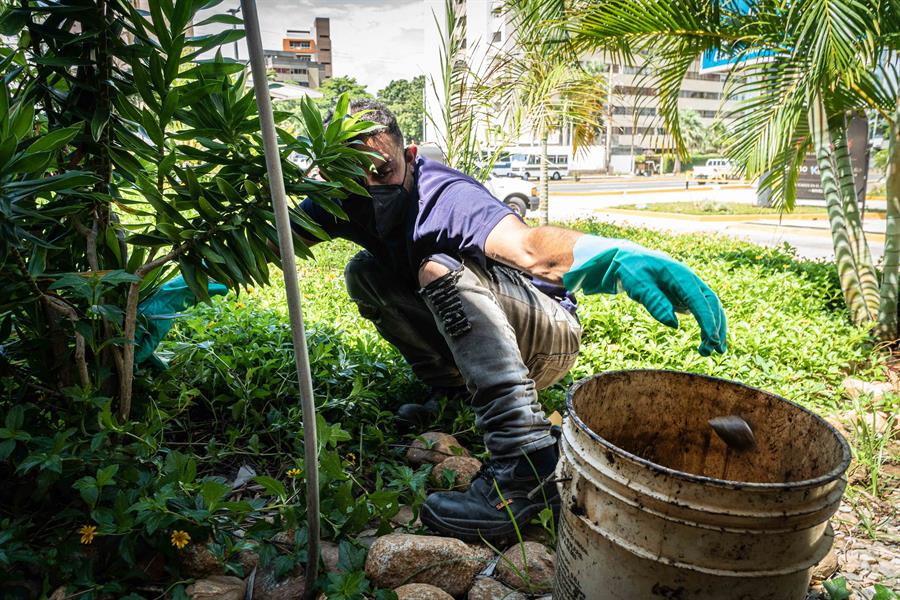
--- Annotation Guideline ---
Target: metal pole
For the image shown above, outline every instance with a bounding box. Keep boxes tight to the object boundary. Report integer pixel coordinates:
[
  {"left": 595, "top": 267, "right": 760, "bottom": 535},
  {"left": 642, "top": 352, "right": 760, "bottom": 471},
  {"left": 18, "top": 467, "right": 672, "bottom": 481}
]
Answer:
[
  {"left": 240, "top": 1, "right": 320, "bottom": 596},
  {"left": 227, "top": 7, "right": 241, "bottom": 60}
]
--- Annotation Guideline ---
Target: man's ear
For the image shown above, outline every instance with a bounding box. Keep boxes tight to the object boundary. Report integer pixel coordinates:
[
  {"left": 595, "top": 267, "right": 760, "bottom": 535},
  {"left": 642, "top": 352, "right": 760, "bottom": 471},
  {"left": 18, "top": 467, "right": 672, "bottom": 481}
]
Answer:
[{"left": 404, "top": 144, "right": 417, "bottom": 164}]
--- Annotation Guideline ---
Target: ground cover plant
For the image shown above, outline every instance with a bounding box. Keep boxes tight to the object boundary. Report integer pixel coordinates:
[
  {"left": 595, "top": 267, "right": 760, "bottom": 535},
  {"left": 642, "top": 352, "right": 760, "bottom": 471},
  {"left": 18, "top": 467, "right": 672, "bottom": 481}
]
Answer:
[{"left": 2, "top": 214, "right": 898, "bottom": 595}]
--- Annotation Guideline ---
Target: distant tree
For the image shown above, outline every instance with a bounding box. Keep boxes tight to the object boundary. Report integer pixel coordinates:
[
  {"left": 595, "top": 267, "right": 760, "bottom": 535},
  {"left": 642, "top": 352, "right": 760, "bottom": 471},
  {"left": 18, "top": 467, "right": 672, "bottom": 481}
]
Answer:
[
  {"left": 378, "top": 76, "right": 425, "bottom": 143},
  {"left": 704, "top": 120, "right": 728, "bottom": 154},
  {"left": 315, "top": 76, "right": 371, "bottom": 113},
  {"left": 672, "top": 109, "right": 706, "bottom": 172}
]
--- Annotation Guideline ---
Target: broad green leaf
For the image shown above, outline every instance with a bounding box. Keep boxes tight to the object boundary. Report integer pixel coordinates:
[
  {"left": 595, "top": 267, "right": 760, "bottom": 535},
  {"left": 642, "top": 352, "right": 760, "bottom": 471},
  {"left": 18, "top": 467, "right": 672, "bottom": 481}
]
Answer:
[
  {"left": 91, "top": 109, "right": 109, "bottom": 142},
  {"left": 100, "top": 270, "right": 141, "bottom": 286},
  {"left": 96, "top": 464, "right": 119, "bottom": 487},
  {"left": 4, "top": 405, "right": 24, "bottom": 430},
  {"left": 253, "top": 475, "right": 286, "bottom": 499},
  {"left": 25, "top": 124, "right": 81, "bottom": 155}
]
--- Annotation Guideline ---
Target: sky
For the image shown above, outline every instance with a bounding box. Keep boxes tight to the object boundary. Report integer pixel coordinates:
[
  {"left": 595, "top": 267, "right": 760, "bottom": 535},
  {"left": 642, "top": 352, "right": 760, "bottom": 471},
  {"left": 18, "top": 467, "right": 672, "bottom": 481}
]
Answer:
[{"left": 195, "top": 0, "right": 427, "bottom": 94}]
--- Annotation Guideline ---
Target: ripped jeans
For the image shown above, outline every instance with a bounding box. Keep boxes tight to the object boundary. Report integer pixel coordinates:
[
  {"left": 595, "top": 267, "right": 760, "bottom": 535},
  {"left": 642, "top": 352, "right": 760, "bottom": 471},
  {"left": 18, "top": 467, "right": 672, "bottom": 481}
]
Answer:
[{"left": 344, "top": 250, "right": 582, "bottom": 458}]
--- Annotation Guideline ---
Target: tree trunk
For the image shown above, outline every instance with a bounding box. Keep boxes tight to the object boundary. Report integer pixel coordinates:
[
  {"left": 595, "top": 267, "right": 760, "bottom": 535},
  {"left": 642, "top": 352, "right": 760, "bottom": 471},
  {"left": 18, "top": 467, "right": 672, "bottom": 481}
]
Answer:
[
  {"left": 540, "top": 129, "right": 550, "bottom": 226},
  {"left": 673, "top": 154, "right": 681, "bottom": 175},
  {"left": 877, "top": 105, "right": 900, "bottom": 340},
  {"left": 604, "top": 73, "right": 613, "bottom": 174},
  {"left": 809, "top": 95, "right": 876, "bottom": 325},
  {"left": 829, "top": 112, "right": 880, "bottom": 317}
]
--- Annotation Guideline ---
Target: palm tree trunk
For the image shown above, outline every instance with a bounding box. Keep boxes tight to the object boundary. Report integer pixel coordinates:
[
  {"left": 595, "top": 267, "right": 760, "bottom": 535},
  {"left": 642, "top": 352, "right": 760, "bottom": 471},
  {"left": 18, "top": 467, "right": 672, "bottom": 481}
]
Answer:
[
  {"left": 540, "top": 129, "right": 550, "bottom": 225},
  {"left": 877, "top": 105, "right": 900, "bottom": 340},
  {"left": 809, "top": 94, "right": 876, "bottom": 325},
  {"left": 830, "top": 113, "right": 880, "bottom": 317}
]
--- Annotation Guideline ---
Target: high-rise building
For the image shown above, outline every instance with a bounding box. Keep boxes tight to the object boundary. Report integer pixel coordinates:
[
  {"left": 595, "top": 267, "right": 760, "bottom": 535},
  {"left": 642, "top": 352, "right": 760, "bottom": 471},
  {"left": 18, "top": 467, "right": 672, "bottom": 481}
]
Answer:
[
  {"left": 264, "top": 19, "right": 332, "bottom": 88},
  {"left": 424, "top": 0, "right": 735, "bottom": 173}
]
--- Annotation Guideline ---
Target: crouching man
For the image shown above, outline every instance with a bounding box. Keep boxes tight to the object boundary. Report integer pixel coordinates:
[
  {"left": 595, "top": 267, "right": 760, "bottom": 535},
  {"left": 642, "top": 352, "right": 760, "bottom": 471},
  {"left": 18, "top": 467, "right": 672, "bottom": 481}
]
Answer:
[{"left": 294, "top": 99, "right": 726, "bottom": 543}]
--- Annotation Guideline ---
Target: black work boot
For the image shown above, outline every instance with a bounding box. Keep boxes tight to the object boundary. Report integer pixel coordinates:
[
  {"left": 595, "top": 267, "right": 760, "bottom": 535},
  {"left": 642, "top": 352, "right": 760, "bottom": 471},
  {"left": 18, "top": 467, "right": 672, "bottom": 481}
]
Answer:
[
  {"left": 396, "top": 398, "right": 441, "bottom": 432},
  {"left": 396, "top": 387, "right": 468, "bottom": 433},
  {"left": 420, "top": 441, "right": 560, "bottom": 544}
]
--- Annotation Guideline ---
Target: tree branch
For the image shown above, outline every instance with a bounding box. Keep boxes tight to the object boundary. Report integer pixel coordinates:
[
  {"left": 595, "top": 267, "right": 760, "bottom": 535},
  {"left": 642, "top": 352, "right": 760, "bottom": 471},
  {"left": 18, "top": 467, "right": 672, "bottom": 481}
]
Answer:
[{"left": 118, "top": 243, "right": 190, "bottom": 422}]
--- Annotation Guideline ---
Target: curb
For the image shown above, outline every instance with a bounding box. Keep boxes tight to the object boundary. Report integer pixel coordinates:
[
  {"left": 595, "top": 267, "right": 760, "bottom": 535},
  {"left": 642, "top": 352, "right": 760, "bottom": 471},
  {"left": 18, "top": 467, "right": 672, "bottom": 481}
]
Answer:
[
  {"left": 552, "top": 184, "right": 754, "bottom": 197},
  {"left": 593, "top": 208, "right": 827, "bottom": 222}
]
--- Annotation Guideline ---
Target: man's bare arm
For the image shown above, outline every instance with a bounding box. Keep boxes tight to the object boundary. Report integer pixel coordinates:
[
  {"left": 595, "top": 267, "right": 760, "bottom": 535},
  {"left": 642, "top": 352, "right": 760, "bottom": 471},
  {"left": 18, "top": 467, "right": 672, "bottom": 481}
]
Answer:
[{"left": 483, "top": 214, "right": 584, "bottom": 284}]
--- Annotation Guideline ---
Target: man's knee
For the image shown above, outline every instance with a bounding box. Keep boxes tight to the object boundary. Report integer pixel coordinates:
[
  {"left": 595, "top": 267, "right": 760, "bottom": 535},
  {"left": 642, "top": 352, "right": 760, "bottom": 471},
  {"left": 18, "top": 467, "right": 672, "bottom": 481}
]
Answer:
[
  {"left": 344, "top": 251, "right": 380, "bottom": 299},
  {"left": 417, "top": 254, "right": 462, "bottom": 288},
  {"left": 419, "top": 254, "right": 471, "bottom": 338},
  {"left": 418, "top": 260, "right": 451, "bottom": 288}
]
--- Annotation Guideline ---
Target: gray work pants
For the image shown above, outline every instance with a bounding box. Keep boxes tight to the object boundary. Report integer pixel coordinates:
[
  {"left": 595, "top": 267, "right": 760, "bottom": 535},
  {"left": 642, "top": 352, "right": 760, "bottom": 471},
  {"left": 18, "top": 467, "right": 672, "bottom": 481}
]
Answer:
[{"left": 344, "top": 250, "right": 582, "bottom": 458}]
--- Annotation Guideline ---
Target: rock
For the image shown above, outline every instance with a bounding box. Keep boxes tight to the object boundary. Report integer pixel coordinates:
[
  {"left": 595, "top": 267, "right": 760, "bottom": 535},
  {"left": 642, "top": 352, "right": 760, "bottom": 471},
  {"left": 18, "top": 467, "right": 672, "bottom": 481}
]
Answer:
[
  {"left": 468, "top": 576, "right": 527, "bottom": 600},
  {"left": 181, "top": 542, "right": 223, "bottom": 578},
  {"left": 186, "top": 575, "right": 246, "bottom": 600},
  {"left": 321, "top": 540, "right": 340, "bottom": 573},
  {"left": 841, "top": 378, "right": 895, "bottom": 402},
  {"left": 842, "top": 409, "right": 897, "bottom": 436},
  {"left": 391, "top": 505, "right": 421, "bottom": 528},
  {"left": 238, "top": 549, "right": 259, "bottom": 575},
  {"left": 272, "top": 528, "right": 297, "bottom": 547},
  {"left": 365, "top": 533, "right": 490, "bottom": 596},
  {"left": 393, "top": 583, "right": 455, "bottom": 599},
  {"left": 432, "top": 456, "right": 483, "bottom": 488},
  {"left": 495, "top": 541, "right": 556, "bottom": 594},
  {"left": 252, "top": 568, "right": 306, "bottom": 600},
  {"left": 356, "top": 528, "right": 380, "bottom": 549},
  {"left": 406, "top": 432, "right": 469, "bottom": 466},
  {"left": 48, "top": 588, "right": 67, "bottom": 600},
  {"left": 810, "top": 546, "right": 839, "bottom": 583}
]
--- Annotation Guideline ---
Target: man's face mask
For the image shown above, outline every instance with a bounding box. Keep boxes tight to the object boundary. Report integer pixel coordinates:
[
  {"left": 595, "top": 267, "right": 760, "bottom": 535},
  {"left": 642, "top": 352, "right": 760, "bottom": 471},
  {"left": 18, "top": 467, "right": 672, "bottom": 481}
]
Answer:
[{"left": 361, "top": 154, "right": 412, "bottom": 239}]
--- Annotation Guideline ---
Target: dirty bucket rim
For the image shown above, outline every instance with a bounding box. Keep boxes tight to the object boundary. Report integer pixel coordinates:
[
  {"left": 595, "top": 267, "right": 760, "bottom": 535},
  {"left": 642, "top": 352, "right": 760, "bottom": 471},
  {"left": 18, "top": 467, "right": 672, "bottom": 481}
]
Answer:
[{"left": 565, "top": 369, "right": 852, "bottom": 490}]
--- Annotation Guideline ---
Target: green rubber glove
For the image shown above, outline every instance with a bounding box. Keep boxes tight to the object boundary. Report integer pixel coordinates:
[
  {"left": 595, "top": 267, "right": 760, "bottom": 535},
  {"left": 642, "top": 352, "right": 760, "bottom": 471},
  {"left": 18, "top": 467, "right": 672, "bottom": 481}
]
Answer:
[{"left": 562, "top": 235, "right": 727, "bottom": 356}]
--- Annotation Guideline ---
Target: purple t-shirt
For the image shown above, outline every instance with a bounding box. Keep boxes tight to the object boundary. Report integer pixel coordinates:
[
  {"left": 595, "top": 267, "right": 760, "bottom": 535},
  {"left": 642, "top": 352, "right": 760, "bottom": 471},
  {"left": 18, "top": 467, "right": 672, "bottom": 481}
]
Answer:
[
  {"left": 298, "top": 156, "right": 514, "bottom": 280},
  {"left": 297, "top": 156, "right": 576, "bottom": 313}
]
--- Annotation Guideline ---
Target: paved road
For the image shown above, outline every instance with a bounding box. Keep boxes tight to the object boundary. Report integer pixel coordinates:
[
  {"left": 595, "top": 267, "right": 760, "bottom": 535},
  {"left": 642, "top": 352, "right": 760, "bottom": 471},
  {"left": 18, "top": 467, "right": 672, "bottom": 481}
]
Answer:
[
  {"left": 531, "top": 186, "right": 885, "bottom": 262},
  {"left": 541, "top": 175, "right": 746, "bottom": 194}
]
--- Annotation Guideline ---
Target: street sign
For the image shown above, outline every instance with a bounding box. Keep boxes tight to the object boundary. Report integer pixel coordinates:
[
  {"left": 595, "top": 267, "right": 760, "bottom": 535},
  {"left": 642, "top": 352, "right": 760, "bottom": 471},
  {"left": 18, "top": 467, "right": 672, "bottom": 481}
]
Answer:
[
  {"left": 757, "top": 115, "right": 870, "bottom": 208},
  {"left": 794, "top": 115, "right": 870, "bottom": 204}
]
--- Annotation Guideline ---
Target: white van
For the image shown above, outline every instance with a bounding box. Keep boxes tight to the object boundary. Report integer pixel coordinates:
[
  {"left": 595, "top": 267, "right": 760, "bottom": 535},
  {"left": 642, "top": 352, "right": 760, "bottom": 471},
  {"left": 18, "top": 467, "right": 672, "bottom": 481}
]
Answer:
[{"left": 509, "top": 152, "right": 569, "bottom": 180}]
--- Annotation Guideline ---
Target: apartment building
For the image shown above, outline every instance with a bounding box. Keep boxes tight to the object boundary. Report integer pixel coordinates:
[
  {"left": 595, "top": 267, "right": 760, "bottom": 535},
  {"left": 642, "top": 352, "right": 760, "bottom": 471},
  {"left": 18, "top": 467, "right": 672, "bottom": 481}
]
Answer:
[
  {"left": 424, "top": 0, "right": 735, "bottom": 172},
  {"left": 264, "top": 19, "right": 332, "bottom": 89}
]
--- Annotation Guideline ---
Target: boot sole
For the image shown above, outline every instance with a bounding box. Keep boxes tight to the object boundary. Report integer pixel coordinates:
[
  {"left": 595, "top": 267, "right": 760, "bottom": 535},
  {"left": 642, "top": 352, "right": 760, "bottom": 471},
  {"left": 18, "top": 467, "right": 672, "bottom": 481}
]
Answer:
[{"left": 420, "top": 496, "right": 560, "bottom": 545}]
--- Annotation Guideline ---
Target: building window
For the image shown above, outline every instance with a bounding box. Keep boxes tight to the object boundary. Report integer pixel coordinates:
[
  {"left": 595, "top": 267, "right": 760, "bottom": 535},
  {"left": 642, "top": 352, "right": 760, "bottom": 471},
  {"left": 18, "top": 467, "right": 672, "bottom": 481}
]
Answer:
[
  {"left": 678, "top": 90, "right": 722, "bottom": 100},
  {"left": 492, "top": 31, "right": 502, "bottom": 43},
  {"left": 289, "top": 40, "right": 312, "bottom": 49},
  {"left": 614, "top": 85, "right": 656, "bottom": 96}
]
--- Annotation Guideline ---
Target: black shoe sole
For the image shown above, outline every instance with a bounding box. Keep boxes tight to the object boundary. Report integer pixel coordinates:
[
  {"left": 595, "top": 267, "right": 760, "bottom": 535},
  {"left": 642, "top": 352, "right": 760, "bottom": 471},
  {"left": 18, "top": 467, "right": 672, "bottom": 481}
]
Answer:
[{"left": 420, "top": 495, "right": 560, "bottom": 545}]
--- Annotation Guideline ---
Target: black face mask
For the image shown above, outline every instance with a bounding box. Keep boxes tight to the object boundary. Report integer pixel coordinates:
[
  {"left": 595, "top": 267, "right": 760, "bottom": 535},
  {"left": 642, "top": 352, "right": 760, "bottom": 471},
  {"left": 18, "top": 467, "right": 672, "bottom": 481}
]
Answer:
[{"left": 365, "top": 158, "right": 412, "bottom": 240}]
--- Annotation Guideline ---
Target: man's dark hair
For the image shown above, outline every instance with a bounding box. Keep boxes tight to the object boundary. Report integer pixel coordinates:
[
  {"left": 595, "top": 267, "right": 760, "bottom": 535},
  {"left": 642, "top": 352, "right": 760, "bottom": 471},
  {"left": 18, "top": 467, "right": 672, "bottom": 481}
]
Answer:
[{"left": 326, "top": 98, "right": 404, "bottom": 147}]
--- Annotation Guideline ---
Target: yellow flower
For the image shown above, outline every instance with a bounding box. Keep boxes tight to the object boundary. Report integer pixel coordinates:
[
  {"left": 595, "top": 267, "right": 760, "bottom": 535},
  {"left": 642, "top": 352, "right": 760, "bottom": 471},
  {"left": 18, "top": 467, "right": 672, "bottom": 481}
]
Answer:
[
  {"left": 246, "top": 286, "right": 255, "bottom": 294},
  {"left": 235, "top": 301, "right": 246, "bottom": 309},
  {"left": 286, "top": 468, "right": 302, "bottom": 478},
  {"left": 346, "top": 452, "right": 357, "bottom": 465},
  {"left": 78, "top": 524, "right": 96, "bottom": 545},
  {"left": 171, "top": 530, "right": 191, "bottom": 549},
  {"left": 755, "top": 255, "right": 762, "bottom": 260}
]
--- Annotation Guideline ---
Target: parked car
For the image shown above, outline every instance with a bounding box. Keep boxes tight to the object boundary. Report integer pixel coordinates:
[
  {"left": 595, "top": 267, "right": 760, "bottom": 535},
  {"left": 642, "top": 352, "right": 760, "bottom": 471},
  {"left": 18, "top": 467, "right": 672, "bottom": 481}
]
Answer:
[
  {"left": 692, "top": 158, "right": 738, "bottom": 180},
  {"left": 417, "top": 143, "right": 539, "bottom": 216},
  {"left": 484, "top": 175, "right": 539, "bottom": 216}
]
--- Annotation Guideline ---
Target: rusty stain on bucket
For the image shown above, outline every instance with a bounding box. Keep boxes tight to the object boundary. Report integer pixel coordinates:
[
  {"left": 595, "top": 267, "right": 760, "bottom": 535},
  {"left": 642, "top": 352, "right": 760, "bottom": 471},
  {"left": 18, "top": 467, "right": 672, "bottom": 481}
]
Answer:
[{"left": 553, "top": 370, "right": 850, "bottom": 600}]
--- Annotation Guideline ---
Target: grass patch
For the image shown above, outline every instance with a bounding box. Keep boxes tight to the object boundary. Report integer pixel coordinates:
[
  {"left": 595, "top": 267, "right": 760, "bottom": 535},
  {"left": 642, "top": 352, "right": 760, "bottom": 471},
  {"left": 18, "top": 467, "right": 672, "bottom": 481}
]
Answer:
[{"left": 613, "top": 201, "right": 827, "bottom": 215}]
